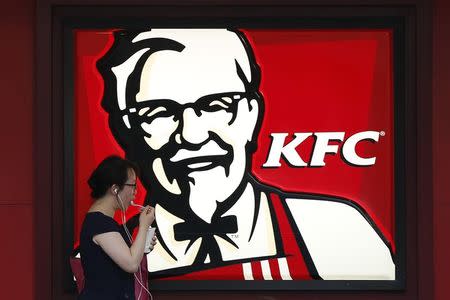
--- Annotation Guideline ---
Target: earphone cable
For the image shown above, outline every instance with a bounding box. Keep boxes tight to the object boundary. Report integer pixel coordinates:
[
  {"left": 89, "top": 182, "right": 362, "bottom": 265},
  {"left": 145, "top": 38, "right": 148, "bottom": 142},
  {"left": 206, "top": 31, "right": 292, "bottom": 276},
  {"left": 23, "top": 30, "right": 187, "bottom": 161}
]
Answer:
[{"left": 117, "top": 194, "right": 153, "bottom": 300}]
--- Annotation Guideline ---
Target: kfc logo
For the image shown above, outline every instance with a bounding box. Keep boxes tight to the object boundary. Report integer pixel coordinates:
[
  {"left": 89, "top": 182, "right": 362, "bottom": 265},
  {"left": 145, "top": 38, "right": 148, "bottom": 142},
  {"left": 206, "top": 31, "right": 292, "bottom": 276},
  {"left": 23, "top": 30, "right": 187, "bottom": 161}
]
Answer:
[
  {"left": 264, "top": 130, "right": 382, "bottom": 167},
  {"left": 97, "top": 29, "right": 395, "bottom": 280}
]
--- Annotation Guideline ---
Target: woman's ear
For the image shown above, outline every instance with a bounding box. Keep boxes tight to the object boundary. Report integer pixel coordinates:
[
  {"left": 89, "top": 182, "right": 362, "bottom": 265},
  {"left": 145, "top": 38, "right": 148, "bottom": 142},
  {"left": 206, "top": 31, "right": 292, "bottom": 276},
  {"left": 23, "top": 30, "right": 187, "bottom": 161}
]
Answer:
[{"left": 111, "top": 185, "right": 119, "bottom": 195}]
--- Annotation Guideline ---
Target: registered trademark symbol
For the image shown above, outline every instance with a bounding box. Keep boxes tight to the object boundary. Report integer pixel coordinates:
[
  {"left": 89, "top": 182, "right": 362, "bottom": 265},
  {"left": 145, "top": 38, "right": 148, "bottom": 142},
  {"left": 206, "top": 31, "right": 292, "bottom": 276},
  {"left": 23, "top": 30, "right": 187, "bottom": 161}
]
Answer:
[{"left": 380, "top": 131, "right": 385, "bottom": 136}]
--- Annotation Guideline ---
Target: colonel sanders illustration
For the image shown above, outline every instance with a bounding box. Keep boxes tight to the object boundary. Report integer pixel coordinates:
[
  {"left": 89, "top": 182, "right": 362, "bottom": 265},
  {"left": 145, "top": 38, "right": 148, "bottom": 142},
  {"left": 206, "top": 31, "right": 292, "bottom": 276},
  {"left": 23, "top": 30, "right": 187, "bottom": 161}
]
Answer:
[{"left": 97, "top": 29, "right": 395, "bottom": 280}]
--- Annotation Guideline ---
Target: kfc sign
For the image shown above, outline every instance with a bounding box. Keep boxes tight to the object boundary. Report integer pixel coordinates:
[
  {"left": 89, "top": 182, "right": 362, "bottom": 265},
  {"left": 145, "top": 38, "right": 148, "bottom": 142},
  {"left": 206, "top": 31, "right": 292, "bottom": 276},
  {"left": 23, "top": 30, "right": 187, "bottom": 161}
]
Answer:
[
  {"left": 263, "top": 130, "right": 382, "bottom": 167},
  {"left": 73, "top": 28, "right": 396, "bottom": 282}
]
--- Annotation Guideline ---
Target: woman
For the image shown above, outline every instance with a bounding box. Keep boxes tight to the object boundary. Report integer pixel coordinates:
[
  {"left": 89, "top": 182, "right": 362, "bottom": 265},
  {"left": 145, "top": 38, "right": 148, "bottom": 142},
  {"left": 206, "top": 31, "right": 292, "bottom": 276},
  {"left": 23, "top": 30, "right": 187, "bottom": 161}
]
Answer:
[{"left": 79, "top": 155, "right": 156, "bottom": 300}]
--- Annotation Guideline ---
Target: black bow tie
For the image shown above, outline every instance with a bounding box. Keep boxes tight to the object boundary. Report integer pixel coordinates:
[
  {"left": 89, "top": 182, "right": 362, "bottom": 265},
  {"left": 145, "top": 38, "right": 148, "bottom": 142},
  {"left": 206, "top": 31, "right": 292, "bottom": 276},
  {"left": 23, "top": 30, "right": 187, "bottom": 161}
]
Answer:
[{"left": 173, "top": 215, "right": 238, "bottom": 264}]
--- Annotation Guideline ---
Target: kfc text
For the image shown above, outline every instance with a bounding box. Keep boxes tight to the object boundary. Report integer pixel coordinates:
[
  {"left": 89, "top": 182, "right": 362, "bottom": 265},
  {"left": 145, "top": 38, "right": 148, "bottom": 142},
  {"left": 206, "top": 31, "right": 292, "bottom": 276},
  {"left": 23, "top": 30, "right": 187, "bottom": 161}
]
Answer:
[{"left": 263, "top": 131, "right": 383, "bottom": 167}]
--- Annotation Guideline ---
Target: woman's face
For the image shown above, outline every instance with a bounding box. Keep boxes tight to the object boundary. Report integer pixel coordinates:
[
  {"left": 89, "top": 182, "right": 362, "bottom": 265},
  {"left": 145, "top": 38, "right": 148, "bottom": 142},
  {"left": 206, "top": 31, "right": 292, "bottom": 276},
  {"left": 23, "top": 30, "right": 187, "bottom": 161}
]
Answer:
[{"left": 118, "top": 168, "right": 137, "bottom": 210}]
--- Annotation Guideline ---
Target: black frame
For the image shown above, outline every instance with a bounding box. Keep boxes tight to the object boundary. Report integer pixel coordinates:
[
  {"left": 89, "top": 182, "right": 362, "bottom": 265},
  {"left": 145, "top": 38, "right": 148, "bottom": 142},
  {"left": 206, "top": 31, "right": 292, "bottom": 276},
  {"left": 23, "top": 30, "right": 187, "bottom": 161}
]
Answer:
[
  {"left": 62, "top": 13, "right": 406, "bottom": 291},
  {"left": 36, "top": 3, "right": 429, "bottom": 298}
]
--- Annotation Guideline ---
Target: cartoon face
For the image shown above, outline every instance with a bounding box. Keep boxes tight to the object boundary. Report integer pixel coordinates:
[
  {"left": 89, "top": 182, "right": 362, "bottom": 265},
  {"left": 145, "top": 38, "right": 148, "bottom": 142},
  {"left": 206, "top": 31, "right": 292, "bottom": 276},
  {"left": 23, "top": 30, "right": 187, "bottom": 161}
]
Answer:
[{"left": 101, "top": 29, "right": 263, "bottom": 222}]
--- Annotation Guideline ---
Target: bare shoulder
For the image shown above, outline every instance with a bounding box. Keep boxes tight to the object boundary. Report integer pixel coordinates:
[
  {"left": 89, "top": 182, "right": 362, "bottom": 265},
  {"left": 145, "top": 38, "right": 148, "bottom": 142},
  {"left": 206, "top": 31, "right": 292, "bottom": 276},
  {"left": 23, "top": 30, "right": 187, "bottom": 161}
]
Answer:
[{"left": 284, "top": 196, "right": 395, "bottom": 280}]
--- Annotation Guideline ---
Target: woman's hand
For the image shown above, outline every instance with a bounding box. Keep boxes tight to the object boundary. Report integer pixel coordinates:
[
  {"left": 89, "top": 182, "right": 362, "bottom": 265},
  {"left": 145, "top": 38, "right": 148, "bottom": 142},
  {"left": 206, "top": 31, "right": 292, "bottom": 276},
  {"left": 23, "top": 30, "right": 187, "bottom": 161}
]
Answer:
[
  {"left": 139, "top": 205, "right": 155, "bottom": 228},
  {"left": 149, "top": 235, "right": 158, "bottom": 251}
]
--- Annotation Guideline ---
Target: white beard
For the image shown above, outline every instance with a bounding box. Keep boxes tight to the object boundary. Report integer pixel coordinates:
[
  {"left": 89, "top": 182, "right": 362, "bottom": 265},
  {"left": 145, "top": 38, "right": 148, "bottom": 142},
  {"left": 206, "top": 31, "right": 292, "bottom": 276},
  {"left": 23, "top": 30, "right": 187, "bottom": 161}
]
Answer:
[{"left": 187, "top": 154, "right": 246, "bottom": 223}]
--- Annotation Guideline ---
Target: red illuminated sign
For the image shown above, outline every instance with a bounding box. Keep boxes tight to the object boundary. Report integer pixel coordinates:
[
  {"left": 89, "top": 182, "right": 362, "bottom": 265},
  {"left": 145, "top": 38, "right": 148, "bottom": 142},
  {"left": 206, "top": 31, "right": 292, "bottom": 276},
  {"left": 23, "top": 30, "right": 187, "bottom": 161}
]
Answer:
[{"left": 73, "top": 28, "right": 396, "bottom": 283}]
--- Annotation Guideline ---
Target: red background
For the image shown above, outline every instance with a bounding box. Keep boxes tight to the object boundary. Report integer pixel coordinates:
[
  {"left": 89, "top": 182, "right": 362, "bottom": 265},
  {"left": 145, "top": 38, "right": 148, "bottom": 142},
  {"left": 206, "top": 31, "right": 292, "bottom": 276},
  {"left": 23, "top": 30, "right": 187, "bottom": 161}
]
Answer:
[
  {"left": 1, "top": 0, "right": 449, "bottom": 299},
  {"left": 73, "top": 29, "right": 395, "bottom": 253}
]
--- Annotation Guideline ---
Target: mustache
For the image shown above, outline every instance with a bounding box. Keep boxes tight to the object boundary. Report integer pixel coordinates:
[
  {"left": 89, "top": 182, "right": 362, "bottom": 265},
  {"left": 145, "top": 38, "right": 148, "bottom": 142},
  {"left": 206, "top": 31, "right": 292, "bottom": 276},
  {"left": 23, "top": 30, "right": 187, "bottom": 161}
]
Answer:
[
  {"left": 159, "top": 131, "right": 232, "bottom": 161},
  {"left": 170, "top": 140, "right": 228, "bottom": 162},
  {"left": 158, "top": 132, "right": 235, "bottom": 179}
]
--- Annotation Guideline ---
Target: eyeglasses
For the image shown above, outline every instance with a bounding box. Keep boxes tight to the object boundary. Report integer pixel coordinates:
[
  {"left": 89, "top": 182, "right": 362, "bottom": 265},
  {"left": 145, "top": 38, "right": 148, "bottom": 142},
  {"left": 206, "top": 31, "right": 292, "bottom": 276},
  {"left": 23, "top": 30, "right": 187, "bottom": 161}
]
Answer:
[
  {"left": 123, "top": 183, "right": 137, "bottom": 190},
  {"left": 125, "top": 92, "right": 253, "bottom": 126}
]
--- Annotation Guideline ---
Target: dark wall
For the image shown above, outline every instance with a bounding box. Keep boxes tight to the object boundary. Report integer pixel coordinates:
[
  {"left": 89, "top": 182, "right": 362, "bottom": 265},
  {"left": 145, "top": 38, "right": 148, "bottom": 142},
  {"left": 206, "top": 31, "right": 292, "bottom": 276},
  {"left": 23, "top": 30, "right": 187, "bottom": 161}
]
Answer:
[
  {"left": 0, "top": 0, "right": 448, "bottom": 299},
  {"left": 433, "top": 0, "right": 450, "bottom": 299},
  {"left": 0, "top": 0, "right": 34, "bottom": 299}
]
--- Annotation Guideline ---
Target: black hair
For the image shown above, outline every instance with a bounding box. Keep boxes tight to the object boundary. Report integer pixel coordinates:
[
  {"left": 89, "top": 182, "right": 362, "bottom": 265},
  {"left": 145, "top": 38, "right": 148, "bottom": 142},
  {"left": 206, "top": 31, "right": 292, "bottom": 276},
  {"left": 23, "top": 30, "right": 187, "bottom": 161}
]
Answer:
[{"left": 87, "top": 155, "right": 140, "bottom": 199}]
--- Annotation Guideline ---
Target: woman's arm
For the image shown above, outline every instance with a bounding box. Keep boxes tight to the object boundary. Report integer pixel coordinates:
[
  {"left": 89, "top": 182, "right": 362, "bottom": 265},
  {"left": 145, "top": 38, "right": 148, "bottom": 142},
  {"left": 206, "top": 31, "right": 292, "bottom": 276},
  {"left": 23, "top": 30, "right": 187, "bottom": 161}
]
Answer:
[{"left": 93, "top": 206, "right": 155, "bottom": 273}]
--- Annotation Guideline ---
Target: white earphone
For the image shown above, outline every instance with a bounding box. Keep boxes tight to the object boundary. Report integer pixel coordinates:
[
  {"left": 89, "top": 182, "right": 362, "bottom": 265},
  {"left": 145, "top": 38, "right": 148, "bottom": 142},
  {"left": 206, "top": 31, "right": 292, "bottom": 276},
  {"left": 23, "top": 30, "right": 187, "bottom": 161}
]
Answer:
[
  {"left": 113, "top": 187, "right": 125, "bottom": 211},
  {"left": 114, "top": 185, "right": 152, "bottom": 300}
]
